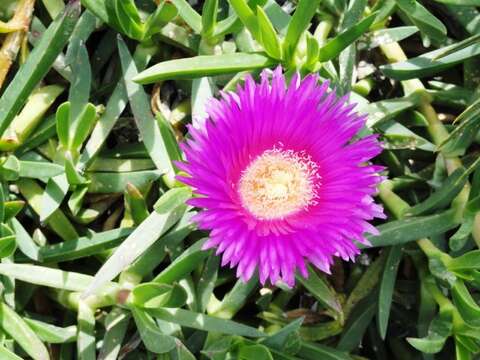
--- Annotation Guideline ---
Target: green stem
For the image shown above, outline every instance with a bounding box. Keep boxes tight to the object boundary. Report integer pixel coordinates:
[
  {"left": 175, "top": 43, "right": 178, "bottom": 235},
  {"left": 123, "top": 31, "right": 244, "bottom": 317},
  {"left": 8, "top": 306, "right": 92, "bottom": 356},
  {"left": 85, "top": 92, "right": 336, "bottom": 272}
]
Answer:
[
  {"left": 424, "top": 276, "right": 452, "bottom": 310},
  {"left": 378, "top": 180, "right": 410, "bottom": 219},
  {"left": 352, "top": 78, "right": 373, "bottom": 96},
  {"left": 378, "top": 181, "right": 448, "bottom": 263},
  {"left": 418, "top": 102, "right": 449, "bottom": 145},
  {"left": 380, "top": 41, "right": 472, "bottom": 242},
  {"left": 379, "top": 42, "right": 423, "bottom": 96},
  {"left": 380, "top": 42, "right": 463, "bottom": 170},
  {"left": 313, "top": 19, "right": 333, "bottom": 46},
  {"left": 416, "top": 238, "right": 450, "bottom": 262}
]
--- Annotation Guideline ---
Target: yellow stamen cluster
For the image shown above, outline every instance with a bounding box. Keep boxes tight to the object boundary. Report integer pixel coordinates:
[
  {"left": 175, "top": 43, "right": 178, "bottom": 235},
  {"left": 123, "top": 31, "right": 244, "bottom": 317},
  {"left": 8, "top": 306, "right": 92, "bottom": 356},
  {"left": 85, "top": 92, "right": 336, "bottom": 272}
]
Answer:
[{"left": 239, "top": 148, "right": 319, "bottom": 220}]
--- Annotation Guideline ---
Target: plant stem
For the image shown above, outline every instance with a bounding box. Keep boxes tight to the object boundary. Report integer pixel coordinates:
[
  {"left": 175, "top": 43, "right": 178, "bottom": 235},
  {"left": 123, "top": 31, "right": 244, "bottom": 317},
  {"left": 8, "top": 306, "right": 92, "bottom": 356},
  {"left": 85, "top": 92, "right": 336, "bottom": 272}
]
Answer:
[
  {"left": 0, "top": 0, "right": 35, "bottom": 90},
  {"left": 378, "top": 180, "right": 409, "bottom": 219},
  {"left": 379, "top": 42, "right": 423, "bottom": 96},
  {"left": 313, "top": 19, "right": 333, "bottom": 46},
  {"left": 378, "top": 180, "right": 446, "bottom": 263},
  {"left": 417, "top": 238, "right": 448, "bottom": 260},
  {"left": 380, "top": 41, "right": 472, "bottom": 243},
  {"left": 380, "top": 42, "right": 463, "bottom": 170},
  {"left": 424, "top": 275, "right": 451, "bottom": 310}
]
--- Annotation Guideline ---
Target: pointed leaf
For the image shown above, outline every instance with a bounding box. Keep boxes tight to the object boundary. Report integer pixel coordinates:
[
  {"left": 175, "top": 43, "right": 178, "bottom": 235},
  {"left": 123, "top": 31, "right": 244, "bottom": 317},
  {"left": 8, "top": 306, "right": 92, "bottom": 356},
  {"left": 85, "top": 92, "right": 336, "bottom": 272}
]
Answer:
[
  {"left": 396, "top": 0, "right": 446, "bottom": 46},
  {"left": 118, "top": 38, "right": 175, "bottom": 178},
  {"left": 283, "top": 0, "right": 321, "bottom": 60},
  {"left": 381, "top": 42, "right": 480, "bottom": 80},
  {"left": 202, "top": 0, "right": 218, "bottom": 37},
  {"left": 0, "top": 2, "right": 80, "bottom": 136},
  {"left": 132, "top": 307, "right": 176, "bottom": 354},
  {"left": 318, "top": 12, "right": 377, "bottom": 62},
  {"left": 377, "top": 245, "right": 403, "bottom": 339},
  {"left": 71, "top": 103, "right": 97, "bottom": 150},
  {"left": 134, "top": 52, "right": 274, "bottom": 83},
  {"left": 229, "top": 0, "right": 260, "bottom": 40},
  {"left": 82, "top": 187, "right": 190, "bottom": 297},
  {"left": 297, "top": 266, "right": 341, "bottom": 314},
  {"left": 147, "top": 307, "right": 265, "bottom": 338},
  {"left": 452, "top": 280, "right": 480, "bottom": 327},
  {"left": 257, "top": 6, "right": 282, "bottom": 60},
  {"left": 171, "top": 0, "right": 202, "bottom": 33},
  {"left": 0, "top": 302, "right": 50, "bottom": 360},
  {"left": 407, "top": 312, "right": 452, "bottom": 354},
  {"left": 56, "top": 102, "right": 71, "bottom": 149}
]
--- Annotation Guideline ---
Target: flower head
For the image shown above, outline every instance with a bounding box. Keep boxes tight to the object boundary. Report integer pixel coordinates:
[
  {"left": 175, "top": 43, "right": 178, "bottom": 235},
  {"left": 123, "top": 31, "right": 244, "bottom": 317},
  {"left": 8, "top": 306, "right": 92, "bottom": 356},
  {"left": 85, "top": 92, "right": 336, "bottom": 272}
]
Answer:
[{"left": 177, "top": 67, "right": 385, "bottom": 286}]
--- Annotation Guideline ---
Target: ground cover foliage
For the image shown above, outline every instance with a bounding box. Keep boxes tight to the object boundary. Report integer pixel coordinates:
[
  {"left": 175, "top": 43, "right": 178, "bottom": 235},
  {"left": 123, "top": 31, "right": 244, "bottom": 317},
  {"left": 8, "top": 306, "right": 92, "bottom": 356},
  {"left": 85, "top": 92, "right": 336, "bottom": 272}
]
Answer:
[{"left": 1, "top": 0, "right": 480, "bottom": 359}]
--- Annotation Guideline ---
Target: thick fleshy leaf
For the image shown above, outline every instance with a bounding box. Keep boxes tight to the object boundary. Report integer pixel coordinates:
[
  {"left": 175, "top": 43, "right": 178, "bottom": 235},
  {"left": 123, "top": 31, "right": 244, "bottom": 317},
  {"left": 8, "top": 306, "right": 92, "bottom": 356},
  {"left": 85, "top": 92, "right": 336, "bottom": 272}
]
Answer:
[
  {"left": 82, "top": 187, "right": 190, "bottom": 297},
  {"left": 297, "top": 267, "right": 341, "bottom": 314},
  {"left": 365, "top": 26, "right": 418, "bottom": 49},
  {"left": 318, "top": 12, "right": 376, "bottom": 62},
  {"left": 396, "top": 0, "right": 446, "bottom": 46},
  {"left": 367, "top": 209, "right": 460, "bottom": 247},
  {"left": 134, "top": 52, "right": 274, "bottom": 83},
  {"left": 283, "top": 0, "right": 321, "bottom": 60},
  {"left": 407, "top": 312, "right": 452, "bottom": 354},
  {"left": 0, "top": 2, "right": 80, "bottom": 136},
  {"left": 146, "top": 307, "right": 265, "bottom": 338},
  {"left": 377, "top": 245, "right": 403, "bottom": 340},
  {"left": 0, "top": 302, "right": 50, "bottom": 360},
  {"left": 381, "top": 42, "right": 480, "bottom": 80},
  {"left": 132, "top": 307, "right": 177, "bottom": 354}
]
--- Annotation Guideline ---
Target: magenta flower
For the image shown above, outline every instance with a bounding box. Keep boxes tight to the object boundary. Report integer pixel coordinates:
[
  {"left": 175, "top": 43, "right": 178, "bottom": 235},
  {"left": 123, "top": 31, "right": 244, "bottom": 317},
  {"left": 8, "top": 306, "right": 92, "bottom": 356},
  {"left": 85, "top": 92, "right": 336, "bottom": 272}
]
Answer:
[{"left": 177, "top": 68, "right": 385, "bottom": 286}]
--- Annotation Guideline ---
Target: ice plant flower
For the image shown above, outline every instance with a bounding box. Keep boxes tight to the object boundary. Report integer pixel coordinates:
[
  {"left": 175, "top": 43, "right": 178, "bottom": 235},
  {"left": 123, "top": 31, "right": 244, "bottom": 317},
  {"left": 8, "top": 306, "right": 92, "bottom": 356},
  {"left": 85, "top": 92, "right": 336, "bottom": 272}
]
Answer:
[{"left": 177, "top": 68, "right": 385, "bottom": 286}]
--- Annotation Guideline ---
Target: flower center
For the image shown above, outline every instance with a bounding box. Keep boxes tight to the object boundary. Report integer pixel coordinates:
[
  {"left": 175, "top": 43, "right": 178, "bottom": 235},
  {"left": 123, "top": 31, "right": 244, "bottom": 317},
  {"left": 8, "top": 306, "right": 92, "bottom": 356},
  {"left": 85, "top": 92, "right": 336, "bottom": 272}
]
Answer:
[{"left": 238, "top": 148, "right": 320, "bottom": 220}]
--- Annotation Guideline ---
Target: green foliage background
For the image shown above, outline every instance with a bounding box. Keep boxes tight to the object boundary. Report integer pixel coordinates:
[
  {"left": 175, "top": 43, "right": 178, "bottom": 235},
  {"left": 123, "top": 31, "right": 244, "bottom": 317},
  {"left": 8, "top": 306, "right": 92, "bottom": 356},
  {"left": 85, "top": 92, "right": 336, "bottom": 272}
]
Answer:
[{"left": 0, "top": 0, "right": 480, "bottom": 359}]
